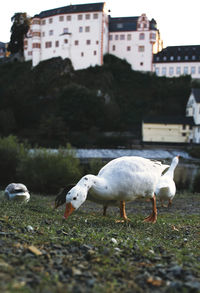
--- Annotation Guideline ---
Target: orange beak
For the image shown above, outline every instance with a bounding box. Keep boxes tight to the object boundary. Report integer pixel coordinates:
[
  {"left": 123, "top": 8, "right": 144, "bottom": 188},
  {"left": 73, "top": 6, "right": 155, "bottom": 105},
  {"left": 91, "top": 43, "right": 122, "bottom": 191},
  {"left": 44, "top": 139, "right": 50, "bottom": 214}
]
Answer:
[{"left": 64, "top": 202, "right": 75, "bottom": 219}]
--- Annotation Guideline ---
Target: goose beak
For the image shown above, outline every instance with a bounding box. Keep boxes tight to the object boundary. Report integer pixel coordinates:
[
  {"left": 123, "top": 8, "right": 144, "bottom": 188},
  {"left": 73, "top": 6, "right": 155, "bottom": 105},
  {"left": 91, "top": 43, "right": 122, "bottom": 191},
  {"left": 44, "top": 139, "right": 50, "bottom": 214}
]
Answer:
[{"left": 64, "top": 203, "right": 75, "bottom": 219}]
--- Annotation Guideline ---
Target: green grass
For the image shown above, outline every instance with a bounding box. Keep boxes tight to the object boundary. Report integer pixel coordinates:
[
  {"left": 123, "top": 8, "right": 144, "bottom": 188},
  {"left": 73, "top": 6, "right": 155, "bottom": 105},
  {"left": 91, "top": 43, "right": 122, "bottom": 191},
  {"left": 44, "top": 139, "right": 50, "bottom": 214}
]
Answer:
[{"left": 0, "top": 192, "right": 199, "bottom": 292}]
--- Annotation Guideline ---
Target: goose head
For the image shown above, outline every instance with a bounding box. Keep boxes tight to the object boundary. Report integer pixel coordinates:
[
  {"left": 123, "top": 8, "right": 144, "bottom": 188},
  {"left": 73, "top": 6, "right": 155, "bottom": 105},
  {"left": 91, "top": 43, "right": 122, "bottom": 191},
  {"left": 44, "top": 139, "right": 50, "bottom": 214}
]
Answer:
[
  {"left": 172, "top": 155, "right": 179, "bottom": 167},
  {"left": 64, "top": 177, "right": 91, "bottom": 218}
]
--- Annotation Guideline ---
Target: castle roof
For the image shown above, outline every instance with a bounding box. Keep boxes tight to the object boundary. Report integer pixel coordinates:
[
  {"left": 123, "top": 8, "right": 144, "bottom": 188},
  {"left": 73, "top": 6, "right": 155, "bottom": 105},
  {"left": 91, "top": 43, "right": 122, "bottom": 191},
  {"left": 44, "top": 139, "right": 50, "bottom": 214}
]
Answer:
[
  {"left": 153, "top": 45, "right": 200, "bottom": 63},
  {"left": 109, "top": 16, "right": 157, "bottom": 32},
  {"left": 34, "top": 2, "right": 105, "bottom": 18}
]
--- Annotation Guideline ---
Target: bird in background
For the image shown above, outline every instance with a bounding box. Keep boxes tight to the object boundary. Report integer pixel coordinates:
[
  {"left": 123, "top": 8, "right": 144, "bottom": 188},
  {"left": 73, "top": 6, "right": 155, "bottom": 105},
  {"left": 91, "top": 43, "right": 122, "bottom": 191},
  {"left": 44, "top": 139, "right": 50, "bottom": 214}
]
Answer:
[{"left": 155, "top": 155, "right": 179, "bottom": 208}]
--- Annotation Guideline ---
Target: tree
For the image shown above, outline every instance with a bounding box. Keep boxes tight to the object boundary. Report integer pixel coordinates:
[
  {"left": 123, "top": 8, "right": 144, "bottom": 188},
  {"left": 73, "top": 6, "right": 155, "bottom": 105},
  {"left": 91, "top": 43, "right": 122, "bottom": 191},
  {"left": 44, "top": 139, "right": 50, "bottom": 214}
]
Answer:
[{"left": 8, "top": 13, "right": 30, "bottom": 57}]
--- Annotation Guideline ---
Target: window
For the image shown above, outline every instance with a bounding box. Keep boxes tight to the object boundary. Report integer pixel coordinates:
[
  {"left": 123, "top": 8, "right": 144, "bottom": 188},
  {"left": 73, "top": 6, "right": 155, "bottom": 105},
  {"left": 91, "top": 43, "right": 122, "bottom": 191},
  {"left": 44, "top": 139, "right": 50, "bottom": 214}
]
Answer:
[
  {"left": 63, "top": 28, "right": 68, "bottom": 34},
  {"left": 184, "top": 66, "right": 188, "bottom": 74},
  {"left": 139, "top": 33, "right": 145, "bottom": 40},
  {"left": 155, "top": 68, "right": 160, "bottom": 75},
  {"left": 140, "top": 62, "right": 143, "bottom": 66},
  {"left": 85, "top": 26, "right": 90, "bottom": 32},
  {"left": 32, "top": 32, "right": 41, "bottom": 37},
  {"left": 93, "top": 13, "right": 98, "bottom": 19},
  {"left": 59, "top": 16, "right": 64, "bottom": 21},
  {"left": 117, "top": 23, "right": 123, "bottom": 29},
  {"left": 32, "top": 43, "right": 41, "bottom": 48},
  {"left": 93, "top": 50, "right": 97, "bottom": 55},
  {"left": 45, "top": 42, "right": 52, "bottom": 48},
  {"left": 169, "top": 67, "right": 174, "bottom": 76},
  {"left": 49, "top": 18, "right": 53, "bottom": 24},
  {"left": 67, "top": 15, "right": 71, "bottom": 21},
  {"left": 170, "top": 56, "right": 174, "bottom": 61},
  {"left": 156, "top": 57, "right": 160, "bottom": 61},
  {"left": 42, "top": 20, "right": 46, "bottom": 25},
  {"left": 162, "top": 67, "right": 166, "bottom": 75},
  {"left": 127, "top": 46, "right": 131, "bottom": 51},
  {"left": 79, "top": 26, "right": 83, "bottom": 32},
  {"left": 150, "top": 33, "right": 156, "bottom": 39},
  {"left": 86, "top": 40, "right": 91, "bottom": 45},
  {"left": 138, "top": 46, "right": 144, "bottom": 52},
  {"left": 28, "top": 51, "right": 32, "bottom": 56},
  {"left": 49, "top": 30, "right": 53, "bottom": 36},
  {"left": 163, "top": 56, "right": 167, "bottom": 61},
  {"left": 85, "top": 14, "right": 90, "bottom": 20},
  {"left": 112, "top": 45, "right": 116, "bottom": 51},
  {"left": 185, "top": 56, "right": 188, "bottom": 60},
  {"left": 120, "top": 34, "right": 125, "bottom": 40},
  {"left": 42, "top": 32, "right": 45, "bottom": 37},
  {"left": 191, "top": 67, "right": 196, "bottom": 74},
  {"left": 78, "top": 14, "right": 82, "bottom": 20},
  {"left": 177, "top": 56, "right": 181, "bottom": 61},
  {"left": 176, "top": 67, "right": 181, "bottom": 74},
  {"left": 75, "top": 40, "right": 79, "bottom": 46},
  {"left": 115, "top": 35, "right": 119, "bottom": 40},
  {"left": 192, "top": 55, "right": 196, "bottom": 60},
  {"left": 81, "top": 52, "right": 84, "bottom": 57},
  {"left": 182, "top": 133, "right": 186, "bottom": 136},
  {"left": 198, "top": 67, "right": 200, "bottom": 74},
  {"left": 109, "top": 35, "right": 113, "bottom": 41},
  {"left": 64, "top": 39, "right": 68, "bottom": 44},
  {"left": 55, "top": 41, "right": 59, "bottom": 47},
  {"left": 96, "top": 40, "right": 99, "bottom": 45},
  {"left": 32, "top": 19, "right": 40, "bottom": 25},
  {"left": 127, "top": 34, "right": 131, "bottom": 40}
]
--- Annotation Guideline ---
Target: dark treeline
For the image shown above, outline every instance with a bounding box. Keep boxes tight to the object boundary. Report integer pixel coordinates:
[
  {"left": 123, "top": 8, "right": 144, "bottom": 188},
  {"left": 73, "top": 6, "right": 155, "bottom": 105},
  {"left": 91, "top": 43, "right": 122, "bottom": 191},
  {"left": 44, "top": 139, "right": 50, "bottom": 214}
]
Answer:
[{"left": 0, "top": 54, "right": 196, "bottom": 147}]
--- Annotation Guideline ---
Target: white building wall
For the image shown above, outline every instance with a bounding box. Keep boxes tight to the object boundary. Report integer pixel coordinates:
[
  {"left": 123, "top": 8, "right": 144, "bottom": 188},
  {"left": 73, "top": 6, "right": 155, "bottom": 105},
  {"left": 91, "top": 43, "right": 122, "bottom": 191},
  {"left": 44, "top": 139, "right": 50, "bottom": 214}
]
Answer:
[
  {"left": 108, "top": 30, "right": 154, "bottom": 71},
  {"left": 25, "top": 9, "right": 108, "bottom": 70},
  {"left": 153, "top": 61, "right": 200, "bottom": 79}
]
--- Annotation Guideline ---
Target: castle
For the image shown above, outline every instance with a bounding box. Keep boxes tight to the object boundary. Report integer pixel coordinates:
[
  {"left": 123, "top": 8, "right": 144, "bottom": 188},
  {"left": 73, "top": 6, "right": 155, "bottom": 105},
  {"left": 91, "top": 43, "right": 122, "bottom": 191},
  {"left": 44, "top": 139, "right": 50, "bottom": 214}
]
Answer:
[
  {"left": 24, "top": 2, "right": 162, "bottom": 71},
  {"left": 24, "top": 2, "right": 200, "bottom": 79}
]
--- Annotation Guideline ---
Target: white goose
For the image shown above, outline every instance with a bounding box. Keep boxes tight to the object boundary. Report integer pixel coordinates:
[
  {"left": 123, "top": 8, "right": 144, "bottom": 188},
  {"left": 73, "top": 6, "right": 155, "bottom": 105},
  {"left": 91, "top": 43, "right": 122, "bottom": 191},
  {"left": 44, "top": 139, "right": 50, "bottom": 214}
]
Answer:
[
  {"left": 62, "top": 156, "right": 169, "bottom": 223},
  {"left": 155, "top": 155, "right": 179, "bottom": 207},
  {"left": 4, "top": 183, "right": 30, "bottom": 202}
]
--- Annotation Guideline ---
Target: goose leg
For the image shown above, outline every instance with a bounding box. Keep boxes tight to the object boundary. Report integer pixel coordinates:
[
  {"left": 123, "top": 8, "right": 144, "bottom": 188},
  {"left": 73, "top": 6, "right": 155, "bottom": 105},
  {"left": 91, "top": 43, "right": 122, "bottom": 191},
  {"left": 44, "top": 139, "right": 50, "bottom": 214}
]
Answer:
[
  {"left": 119, "top": 201, "right": 130, "bottom": 221},
  {"left": 144, "top": 194, "right": 157, "bottom": 223},
  {"left": 103, "top": 205, "right": 107, "bottom": 216},
  {"left": 168, "top": 199, "right": 172, "bottom": 208}
]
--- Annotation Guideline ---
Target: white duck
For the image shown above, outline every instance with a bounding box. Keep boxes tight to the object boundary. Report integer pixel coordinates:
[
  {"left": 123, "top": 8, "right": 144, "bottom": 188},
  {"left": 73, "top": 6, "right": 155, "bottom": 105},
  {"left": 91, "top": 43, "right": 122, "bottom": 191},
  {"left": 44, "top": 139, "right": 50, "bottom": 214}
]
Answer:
[
  {"left": 4, "top": 183, "right": 30, "bottom": 202},
  {"left": 62, "top": 156, "right": 169, "bottom": 223},
  {"left": 155, "top": 155, "right": 179, "bottom": 207}
]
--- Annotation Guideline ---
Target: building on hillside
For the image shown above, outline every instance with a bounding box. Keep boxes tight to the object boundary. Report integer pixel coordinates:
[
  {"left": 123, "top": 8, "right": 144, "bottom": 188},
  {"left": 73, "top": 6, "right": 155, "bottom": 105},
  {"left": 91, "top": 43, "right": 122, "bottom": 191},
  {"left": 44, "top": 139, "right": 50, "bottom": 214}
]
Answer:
[
  {"left": 186, "top": 88, "right": 200, "bottom": 143},
  {"left": 24, "top": 2, "right": 162, "bottom": 70},
  {"left": 108, "top": 14, "right": 162, "bottom": 72},
  {"left": 153, "top": 45, "right": 200, "bottom": 79},
  {"left": 24, "top": 2, "right": 109, "bottom": 69},
  {"left": 0, "top": 42, "right": 7, "bottom": 58},
  {"left": 142, "top": 116, "right": 194, "bottom": 144}
]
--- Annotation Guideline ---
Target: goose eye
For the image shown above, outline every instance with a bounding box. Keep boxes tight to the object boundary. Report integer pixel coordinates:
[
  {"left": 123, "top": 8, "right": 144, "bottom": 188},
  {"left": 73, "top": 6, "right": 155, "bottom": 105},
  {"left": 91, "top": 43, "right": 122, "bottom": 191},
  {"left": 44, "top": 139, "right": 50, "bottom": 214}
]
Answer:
[{"left": 73, "top": 197, "right": 77, "bottom": 200}]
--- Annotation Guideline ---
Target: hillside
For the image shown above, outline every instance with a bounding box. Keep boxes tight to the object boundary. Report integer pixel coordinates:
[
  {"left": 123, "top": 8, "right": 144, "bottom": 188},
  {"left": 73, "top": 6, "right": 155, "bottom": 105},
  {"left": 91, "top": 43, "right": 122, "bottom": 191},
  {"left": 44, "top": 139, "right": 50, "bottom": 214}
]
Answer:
[{"left": 0, "top": 54, "right": 192, "bottom": 147}]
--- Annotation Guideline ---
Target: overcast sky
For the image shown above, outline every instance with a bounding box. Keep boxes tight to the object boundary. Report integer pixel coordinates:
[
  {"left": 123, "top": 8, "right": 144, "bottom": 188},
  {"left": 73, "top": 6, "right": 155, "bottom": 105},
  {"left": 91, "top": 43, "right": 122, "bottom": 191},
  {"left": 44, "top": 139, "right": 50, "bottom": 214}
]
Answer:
[{"left": 1, "top": 0, "right": 200, "bottom": 48}]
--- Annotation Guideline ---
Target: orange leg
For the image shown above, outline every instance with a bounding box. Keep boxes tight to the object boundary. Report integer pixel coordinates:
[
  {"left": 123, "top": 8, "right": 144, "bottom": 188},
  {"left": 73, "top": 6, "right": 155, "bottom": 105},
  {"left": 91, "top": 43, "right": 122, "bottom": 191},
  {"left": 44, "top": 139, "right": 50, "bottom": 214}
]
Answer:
[
  {"left": 144, "top": 194, "right": 157, "bottom": 223},
  {"left": 168, "top": 199, "right": 172, "bottom": 208},
  {"left": 119, "top": 201, "right": 130, "bottom": 221}
]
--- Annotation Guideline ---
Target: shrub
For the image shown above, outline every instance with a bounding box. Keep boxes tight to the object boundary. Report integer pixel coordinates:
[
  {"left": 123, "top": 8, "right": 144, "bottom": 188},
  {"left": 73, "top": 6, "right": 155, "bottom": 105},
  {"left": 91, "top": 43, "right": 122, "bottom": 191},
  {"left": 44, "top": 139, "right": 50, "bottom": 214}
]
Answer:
[
  {"left": 0, "top": 135, "right": 28, "bottom": 188},
  {"left": 17, "top": 144, "right": 82, "bottom": 194}
]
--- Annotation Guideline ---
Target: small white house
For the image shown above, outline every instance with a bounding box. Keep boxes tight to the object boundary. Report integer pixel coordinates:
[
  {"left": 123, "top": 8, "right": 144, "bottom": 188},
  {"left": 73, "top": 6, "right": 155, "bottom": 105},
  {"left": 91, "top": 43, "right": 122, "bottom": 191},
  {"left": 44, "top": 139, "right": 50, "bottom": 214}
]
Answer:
[{"left": 186, "top": 88, "right": 200, "bottom": 143}]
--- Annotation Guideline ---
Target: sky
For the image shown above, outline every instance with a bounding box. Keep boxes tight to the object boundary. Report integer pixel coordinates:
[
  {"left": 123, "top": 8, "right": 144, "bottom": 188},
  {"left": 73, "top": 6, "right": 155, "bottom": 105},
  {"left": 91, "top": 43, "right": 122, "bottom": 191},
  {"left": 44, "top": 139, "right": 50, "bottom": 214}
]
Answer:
[{"left": 1, "top": 0, "right": 200, "bottom": 48}]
